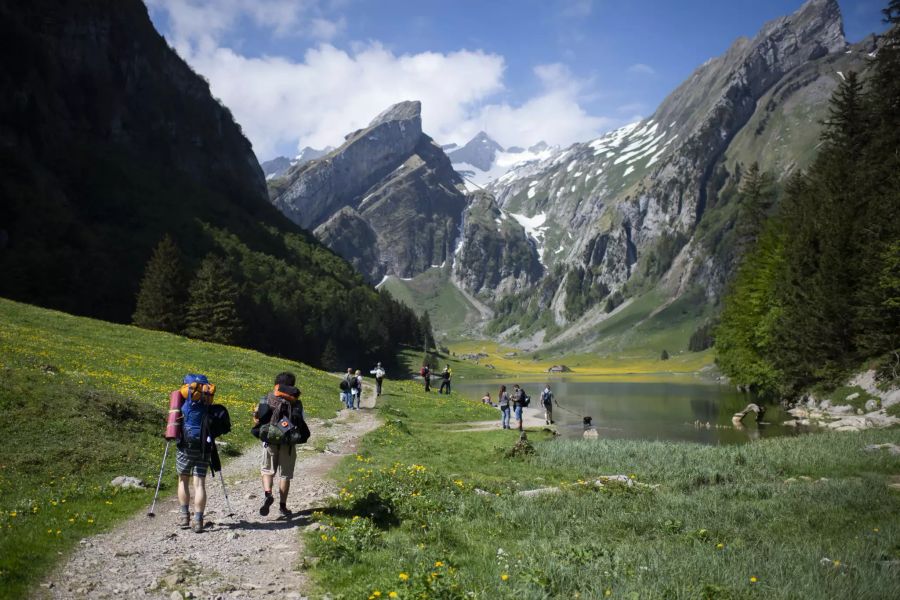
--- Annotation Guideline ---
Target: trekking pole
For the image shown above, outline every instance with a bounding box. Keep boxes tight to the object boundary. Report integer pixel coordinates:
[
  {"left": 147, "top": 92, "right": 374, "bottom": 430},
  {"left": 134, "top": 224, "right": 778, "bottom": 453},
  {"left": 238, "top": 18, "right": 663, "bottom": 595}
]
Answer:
[
  {"left": 211, "top": 443, "right": 235, "bottom": 517},
  {"left": 147, "top": 440, "right": 171, "bottom": 518},
  {"left": 215, "top": 468, "right": 235, "bottom": 517}
]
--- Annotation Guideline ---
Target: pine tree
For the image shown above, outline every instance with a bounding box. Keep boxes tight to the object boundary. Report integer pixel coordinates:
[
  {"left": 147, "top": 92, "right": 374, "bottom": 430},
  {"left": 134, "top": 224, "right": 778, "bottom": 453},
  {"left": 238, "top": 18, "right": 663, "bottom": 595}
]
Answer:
[
  {"left": 852, "top": 4, "right": 900, "bottom": 356},
  {"left": 185, "top": 255, "right": 243, "bottom": 345},
  {"left": 320, "top": 339, "right": 340, "bottom": 372},
  {"left": 419, "top": 311, "right": 435, "bottom": 350},
  {"left": 132, "top": 235, "right": 187, "bottom": 333},
  {"left": 735, "top": 162, "right": 774, "bottom": 253}
]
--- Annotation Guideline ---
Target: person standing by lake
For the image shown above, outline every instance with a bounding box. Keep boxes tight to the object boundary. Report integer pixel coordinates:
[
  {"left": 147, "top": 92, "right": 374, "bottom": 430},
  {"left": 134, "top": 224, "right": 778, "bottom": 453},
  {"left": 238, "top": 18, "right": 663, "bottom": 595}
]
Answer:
[
  {"left": 541, "top": 384, "right": 555, "bottom": 425},
  {"left": 439, "top": 365, "right": 452, "bottom": 394},
  {"left": 370, "top": 362, "right": 385, "bottom": 396},
  {"left": 512, "top": 384, "right": 527, "bottom": 431},
  {"left": 421, "top": 364, "right": 431, "bottom": 392},
  {"left": 498, "top": 385, "right": 511, "bottom": 429}
]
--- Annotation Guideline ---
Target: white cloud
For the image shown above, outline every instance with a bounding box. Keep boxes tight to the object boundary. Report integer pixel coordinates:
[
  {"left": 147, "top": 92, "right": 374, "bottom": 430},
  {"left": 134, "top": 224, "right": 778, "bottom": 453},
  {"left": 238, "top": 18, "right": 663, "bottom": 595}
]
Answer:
[
  {"left": 151, "top": 2, "right": 617, "bottom": 158},
  {"left": 627, "top": 63, "right": 656, "bottom": 75},
  {"left": 561, "top": 0, "right": 593, "bottom": 18}
]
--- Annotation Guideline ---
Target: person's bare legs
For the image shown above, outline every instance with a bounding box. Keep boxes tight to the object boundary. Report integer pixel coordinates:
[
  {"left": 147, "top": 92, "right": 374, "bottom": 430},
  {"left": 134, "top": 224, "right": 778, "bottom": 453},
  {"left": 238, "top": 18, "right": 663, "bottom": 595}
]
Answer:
[
  {"left": 192, "top": 475, "right": 207, "bottom": 514},
  {"left": 262, "top": 473, "right": 274, "bottom": 494},
  {"left": 279, "top": 478, "right": 291, "bottom": 507},
  {"left": 177, "top": 475, "right": 191, "bottom": 506}
]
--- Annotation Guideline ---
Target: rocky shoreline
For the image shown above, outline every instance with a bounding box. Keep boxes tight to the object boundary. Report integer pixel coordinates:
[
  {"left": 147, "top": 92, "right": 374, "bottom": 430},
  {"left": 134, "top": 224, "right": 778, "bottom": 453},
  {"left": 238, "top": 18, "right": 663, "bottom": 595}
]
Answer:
[{"left": 783, "top": 371, "right": 900, "bottom": 432}]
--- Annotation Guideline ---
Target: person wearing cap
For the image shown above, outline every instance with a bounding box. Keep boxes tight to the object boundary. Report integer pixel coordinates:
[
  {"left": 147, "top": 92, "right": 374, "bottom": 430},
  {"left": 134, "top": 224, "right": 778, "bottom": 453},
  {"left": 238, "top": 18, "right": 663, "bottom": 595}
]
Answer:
[
  {"left": 252, "top": 371, "right": 306, "bottom": 517},
  {"left": 370, "top": 362, "right": 386, "bottom": 396}
]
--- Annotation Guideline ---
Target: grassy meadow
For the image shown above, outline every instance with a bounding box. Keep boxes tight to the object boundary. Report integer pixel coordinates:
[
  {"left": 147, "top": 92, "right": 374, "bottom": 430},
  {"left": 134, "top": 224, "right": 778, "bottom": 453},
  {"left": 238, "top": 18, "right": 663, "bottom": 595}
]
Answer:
[
  {"left": 307, "top": 380, "right": 900, "bottom": 599},
  {"left": 0, "top": 298, "right": 345, "bottom": 599}
]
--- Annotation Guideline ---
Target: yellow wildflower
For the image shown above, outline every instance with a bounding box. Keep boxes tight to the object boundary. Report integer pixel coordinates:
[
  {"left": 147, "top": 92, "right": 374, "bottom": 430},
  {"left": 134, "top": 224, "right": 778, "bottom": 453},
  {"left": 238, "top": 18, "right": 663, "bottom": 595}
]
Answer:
[
  {"left": 434, "top": 561, "right": 444, "bottom": 567},
  {"left": 398, "top": 573, "right": 409, "bottom": 581},
  {"left": 716, "top": 543, "right": 724, "bottom": 550},
  {"left": 750, "top": 576, "right": 758, "bottom": 584},
  {"left": 832, "top": 560, "right": 841, "bottom": 567},
  {"left": 501, "top": 573, "right": 509, "bottom": 581},
  {"left": 605, "top": 591, "right": 611, "bottom": 597},
  {"left": 389, "top": 593, "right": 398, "bottom": 599}
]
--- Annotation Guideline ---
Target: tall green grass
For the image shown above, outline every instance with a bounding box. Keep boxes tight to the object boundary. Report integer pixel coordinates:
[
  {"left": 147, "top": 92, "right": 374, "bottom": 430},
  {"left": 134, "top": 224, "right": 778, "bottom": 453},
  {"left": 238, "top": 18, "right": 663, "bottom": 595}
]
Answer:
[
  {"left": 308, "top": 379, "right": 900, "bottom": 599},
  {"left": 0, "top": 298, "right": 344, "bottom": 598}
]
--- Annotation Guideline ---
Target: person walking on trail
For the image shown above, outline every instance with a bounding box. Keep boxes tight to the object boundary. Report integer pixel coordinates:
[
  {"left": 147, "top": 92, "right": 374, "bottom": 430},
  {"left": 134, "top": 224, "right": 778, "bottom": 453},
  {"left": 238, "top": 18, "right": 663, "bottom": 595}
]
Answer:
[
  {"left": 498, "top": 385, "right": 511, "bottom": 429},
  {"left": 340, "top": 368, "right": 354, "bottom": 409},
  {"left": 512, "top": 384, "right": 527, "bottom": 431},
  {"left": 175, "top": 374, "right": 216, "bottom": 533},
  {"left": 252, "top": 372, "right": 309, "bottom": 517},
  {"left": 352, "top": 369, "right": 363, "bottom": 409},
  {"left": 541, "top": 384, "right": 556, "bottom": 425},
  {"left": 439, "top": 365, "right": 452, "bottom": 394},
  {"left": 370, "top": 362, "right": 386, "bottom": 396},
  {"left": 421, "top": 364, "right": 431, "bottom": 392}
]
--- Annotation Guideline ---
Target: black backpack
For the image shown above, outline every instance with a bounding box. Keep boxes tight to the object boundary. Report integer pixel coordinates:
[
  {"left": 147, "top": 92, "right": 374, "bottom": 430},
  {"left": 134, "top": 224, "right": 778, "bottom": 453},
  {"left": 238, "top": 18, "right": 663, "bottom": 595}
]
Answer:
[
  {"left": 207, "top": 404, "right": 231, "bottom": 438},
  {"left": 339, "top": 378, "right": 351, "bottom": 392}
]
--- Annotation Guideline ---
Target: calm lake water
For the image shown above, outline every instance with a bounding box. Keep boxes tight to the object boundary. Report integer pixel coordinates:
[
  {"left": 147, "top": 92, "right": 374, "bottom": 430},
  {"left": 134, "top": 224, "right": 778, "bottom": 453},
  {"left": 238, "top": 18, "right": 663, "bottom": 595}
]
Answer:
[{"left": 455, "top": 377, "right": 796, "bottom": 445}]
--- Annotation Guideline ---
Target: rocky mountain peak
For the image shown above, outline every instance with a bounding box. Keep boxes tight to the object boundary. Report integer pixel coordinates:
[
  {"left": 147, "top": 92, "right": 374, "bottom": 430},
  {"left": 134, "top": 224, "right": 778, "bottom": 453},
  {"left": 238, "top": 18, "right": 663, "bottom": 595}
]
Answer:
[
  {"left": 368, "top": 100, "right": 422, "bottom": 130},
  {"left": 449, "top": 131, "right": 504, "bottom": 171}
]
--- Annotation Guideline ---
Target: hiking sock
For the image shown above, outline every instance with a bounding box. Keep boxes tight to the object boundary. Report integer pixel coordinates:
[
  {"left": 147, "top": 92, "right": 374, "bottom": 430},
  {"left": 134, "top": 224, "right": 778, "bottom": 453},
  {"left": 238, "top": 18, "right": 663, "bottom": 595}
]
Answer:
[{"left": 260, "top": 491, "right": 274, "bottom": 516}]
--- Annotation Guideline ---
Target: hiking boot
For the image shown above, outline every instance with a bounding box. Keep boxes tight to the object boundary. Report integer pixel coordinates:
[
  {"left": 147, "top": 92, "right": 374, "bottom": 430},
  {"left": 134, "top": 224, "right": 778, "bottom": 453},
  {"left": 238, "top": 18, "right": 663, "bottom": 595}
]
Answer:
[
  {"left": 278, "top": 504, "right": 292, "bottom": 517},
  {"left": 177, "top": 512, "right": 190, "bottom": 528},
  {"left": 259, "top": 494, "right": 274, "bottom": 516},
  {"left": 191, "top": 516, "right": 204, "bottom": 533}
]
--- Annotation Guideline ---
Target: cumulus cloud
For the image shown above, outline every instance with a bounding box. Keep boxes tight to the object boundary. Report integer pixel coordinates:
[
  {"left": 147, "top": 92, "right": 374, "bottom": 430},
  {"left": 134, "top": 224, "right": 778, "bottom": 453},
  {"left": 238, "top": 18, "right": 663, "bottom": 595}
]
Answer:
[{"left": 151, "top": 1, "right": 616, "bottom": 158}]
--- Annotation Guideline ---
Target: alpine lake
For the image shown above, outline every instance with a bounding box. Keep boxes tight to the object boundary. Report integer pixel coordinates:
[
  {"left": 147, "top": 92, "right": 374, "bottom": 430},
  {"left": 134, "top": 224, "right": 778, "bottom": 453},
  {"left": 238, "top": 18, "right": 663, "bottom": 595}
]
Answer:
[{"left": 455, "top": 375, "right": 797, "bottom": 445}]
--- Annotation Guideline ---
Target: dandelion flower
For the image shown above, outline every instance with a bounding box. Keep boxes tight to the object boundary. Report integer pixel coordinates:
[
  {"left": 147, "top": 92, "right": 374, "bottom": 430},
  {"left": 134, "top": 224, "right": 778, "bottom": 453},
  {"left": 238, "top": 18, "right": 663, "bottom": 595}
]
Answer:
[
  {"left": 716, "top": 543, "right": 724, "bottom": 550},
  {"left": 501, "top": 573, "right": 509, "bottom": 581},
  {"left": 398, "top": 573, "right": 409, "bottom": 581},
  {"left": 434, "top": 561, "right": 444, "bottom": 567},
  {"left": 8, "top": 512, "right": 15, "bottom": 518},
  {"left": 389, "top": 593, "right": 398, "bottom": 599},
  {"left": 750, "top": 576, "right": 758, "bottom": 584},
  {"left": 605, "top": 590, "right": 611, "bottom": 597},
  {"left": 832, "top": 560, "right": 841, "bottom": 567}
]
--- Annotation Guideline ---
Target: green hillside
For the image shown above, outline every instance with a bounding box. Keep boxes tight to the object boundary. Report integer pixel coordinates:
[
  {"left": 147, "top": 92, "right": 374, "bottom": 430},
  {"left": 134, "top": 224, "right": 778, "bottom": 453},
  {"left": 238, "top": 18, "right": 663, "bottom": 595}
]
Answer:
[
  {"left": 380, "top": 269, "right": 483, "bottom": 338},
  {"left": 0, "top": 298, "right": 343, "bottom": 598}
]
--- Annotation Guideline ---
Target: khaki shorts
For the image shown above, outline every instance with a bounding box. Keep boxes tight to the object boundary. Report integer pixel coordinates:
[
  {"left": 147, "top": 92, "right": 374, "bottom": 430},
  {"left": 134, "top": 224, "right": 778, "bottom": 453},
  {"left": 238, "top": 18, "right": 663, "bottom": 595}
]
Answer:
[{"left": 261, "top": 444, "right": 297, "bottom": 479}]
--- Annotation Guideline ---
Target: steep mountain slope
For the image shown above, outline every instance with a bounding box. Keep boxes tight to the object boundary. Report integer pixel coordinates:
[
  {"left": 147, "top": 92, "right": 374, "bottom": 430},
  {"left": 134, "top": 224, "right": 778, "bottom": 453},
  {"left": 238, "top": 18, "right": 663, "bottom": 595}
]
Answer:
[
  {"left": 461, "top": 0, "right": 877, "bottom": 350},
  {"left": 269, "top": 101, "right": 468, "bottom": 282},
  {"left": 0, "top": 0, "right": 421, "bottom": 367},
  {"left": 261, "top": 146, "right": 332, "bottom": 180}
]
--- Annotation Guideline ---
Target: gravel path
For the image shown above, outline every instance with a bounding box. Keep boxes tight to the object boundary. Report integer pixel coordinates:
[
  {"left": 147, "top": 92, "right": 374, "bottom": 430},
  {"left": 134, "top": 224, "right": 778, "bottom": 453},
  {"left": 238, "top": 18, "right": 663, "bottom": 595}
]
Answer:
[{"left": 40, "top": 386, "right": 378, "bottom": 600}]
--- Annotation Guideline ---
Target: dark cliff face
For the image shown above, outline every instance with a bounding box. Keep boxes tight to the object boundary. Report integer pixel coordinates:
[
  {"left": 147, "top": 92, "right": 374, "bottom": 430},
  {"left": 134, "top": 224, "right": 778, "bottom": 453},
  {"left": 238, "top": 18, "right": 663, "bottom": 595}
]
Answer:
[
  {"left": 452, "top": 191, "right": 543, "bottom": 295},
  {"left": 269, "top": 101, "right": 468, "bottom": 282}
]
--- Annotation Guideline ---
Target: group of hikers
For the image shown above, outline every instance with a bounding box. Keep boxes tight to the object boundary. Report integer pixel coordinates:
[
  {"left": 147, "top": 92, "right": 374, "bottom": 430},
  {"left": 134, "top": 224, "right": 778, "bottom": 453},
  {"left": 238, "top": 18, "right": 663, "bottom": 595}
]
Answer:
[
  {"left": 165, "top": 364, "right": 387, "bottom": 534},
  {"left": 338, "top": 362, "right": 386, "bottom": 409},
  {"left": 419, "top": 363, "right": 452, "bottom": 394},
  {"left": 165, "top": 366, "right": 558, "bottom": 533},
  {"left": 482, "top": 383, "right": 557, "bottom": 430}
]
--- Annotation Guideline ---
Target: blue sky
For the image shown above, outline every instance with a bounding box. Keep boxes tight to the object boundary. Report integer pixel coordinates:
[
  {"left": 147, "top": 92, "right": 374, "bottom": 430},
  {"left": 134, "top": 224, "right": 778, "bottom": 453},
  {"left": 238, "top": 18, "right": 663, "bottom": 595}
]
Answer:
[{"left": 148, "top": 0, "right": 887, "bottom": 160}]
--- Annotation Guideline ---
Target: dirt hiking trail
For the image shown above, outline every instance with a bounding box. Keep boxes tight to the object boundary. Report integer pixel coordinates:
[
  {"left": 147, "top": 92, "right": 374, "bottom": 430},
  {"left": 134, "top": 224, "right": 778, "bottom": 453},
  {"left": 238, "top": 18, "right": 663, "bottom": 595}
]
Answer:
[{"left": 39, "top": 384, "right": 378, "bottom": 600}]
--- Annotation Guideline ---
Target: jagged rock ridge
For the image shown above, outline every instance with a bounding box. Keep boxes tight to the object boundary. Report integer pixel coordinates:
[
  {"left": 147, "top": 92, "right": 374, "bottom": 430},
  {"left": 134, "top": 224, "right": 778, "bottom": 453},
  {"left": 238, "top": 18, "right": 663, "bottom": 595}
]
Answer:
[{"left": 269, "top": 101, "right": 468, "bottom": 281}]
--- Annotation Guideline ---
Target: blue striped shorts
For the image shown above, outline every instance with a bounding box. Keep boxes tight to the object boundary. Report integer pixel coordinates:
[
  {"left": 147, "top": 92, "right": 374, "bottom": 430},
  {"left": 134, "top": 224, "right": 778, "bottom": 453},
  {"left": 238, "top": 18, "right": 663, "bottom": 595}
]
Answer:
[{"left": 176, "top": 443, "right": 208, "bottom": 478}]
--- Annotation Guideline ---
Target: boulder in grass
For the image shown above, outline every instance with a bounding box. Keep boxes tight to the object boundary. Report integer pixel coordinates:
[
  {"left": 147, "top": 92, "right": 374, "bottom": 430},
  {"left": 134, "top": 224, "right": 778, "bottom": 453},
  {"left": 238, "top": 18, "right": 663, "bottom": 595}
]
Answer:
[{"left": 111, "top": 476, "right": 146, "bottom": 489}]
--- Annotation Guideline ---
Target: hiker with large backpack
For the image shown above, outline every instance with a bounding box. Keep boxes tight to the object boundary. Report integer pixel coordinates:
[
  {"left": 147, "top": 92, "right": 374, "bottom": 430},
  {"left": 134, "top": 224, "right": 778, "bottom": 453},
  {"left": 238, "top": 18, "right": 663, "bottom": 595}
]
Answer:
[
  {"left": 251, "top": 371, "right": 310, "bottom": 517},
  {"left": 172, "top": 374, "right": 218, "bottom": 533}
]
